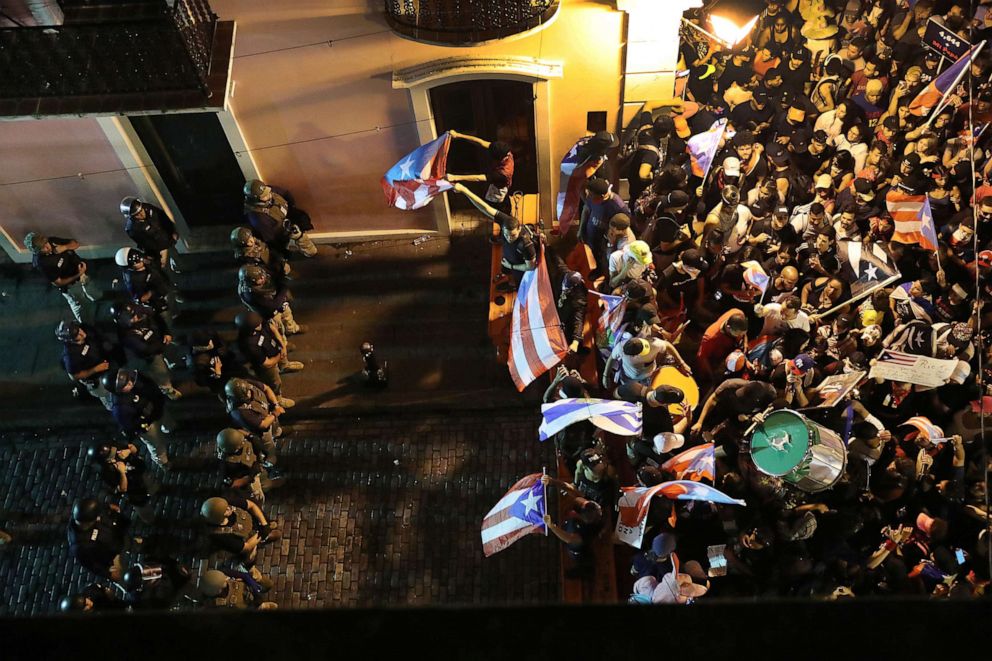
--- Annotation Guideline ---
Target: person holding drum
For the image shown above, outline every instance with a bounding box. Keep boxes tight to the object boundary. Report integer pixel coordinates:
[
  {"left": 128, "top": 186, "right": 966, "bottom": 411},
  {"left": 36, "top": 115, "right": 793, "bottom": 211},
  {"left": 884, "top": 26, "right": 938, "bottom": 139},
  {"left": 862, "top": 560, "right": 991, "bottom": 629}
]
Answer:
[{"left": 690, "top": 380, "right": 777, "bottom": 452}]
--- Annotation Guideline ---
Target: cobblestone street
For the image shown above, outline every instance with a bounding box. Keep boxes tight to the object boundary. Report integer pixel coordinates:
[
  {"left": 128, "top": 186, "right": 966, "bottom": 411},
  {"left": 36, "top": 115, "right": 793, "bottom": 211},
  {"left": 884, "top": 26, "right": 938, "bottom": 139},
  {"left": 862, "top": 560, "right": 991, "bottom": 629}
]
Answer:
[{"left": 0, "top": 409, "right": 559, "bottom": 614}]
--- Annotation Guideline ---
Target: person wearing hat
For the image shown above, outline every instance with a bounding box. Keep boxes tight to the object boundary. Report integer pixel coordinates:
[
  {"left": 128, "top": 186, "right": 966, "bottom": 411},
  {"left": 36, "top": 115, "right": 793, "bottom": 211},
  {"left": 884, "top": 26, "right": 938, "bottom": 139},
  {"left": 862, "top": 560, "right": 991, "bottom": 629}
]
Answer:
[
  {"left": 104, "top": 367, "right": 174, "bottom": 469},
  {"left": 111, "top": 299, "right": 181, "bottom": 401},
  {"left": 67, "top": 498, "right": 131, "bottom": 583},
  {"left": 631, "top": 532, "right": 678, "bottom": 580},
  {"left": 604, "top": 336, "right": 667, "bottom": 391},
  {"left": 89, "top": 442, "right": 157, "bottom": 524},
  {"left": 608, "top": 239, "right": 653, "bottom": 291},
  {"left": 874, "top": 115, "right": 901, "bottom": 147},
  {"left": 236, "top": 310, "right": 301, "bottom": 407},
  {"left": 701, "top": 185, "right": 753, "bottom": 254},
  {"left": 225, "top": 377, "right": 286, "bottom": 450},
  {"left": 624, "top": 129, "right": 664, "bottom": 206},
  {"left": 444, "top": 130, "right": 514, "bottom": 213},
  {"left": 540, "top": 474, "right": 605, "bottom": 573},
  {"left": 200, "top": 495, "right": 281, "bottom": 569},
  {"left": 556, "top": 271, "right": 588, "bottom": 354},
  {"left": 237, "top": 260, "right": 303, "bottom": 337},
  {"left": 216, "top": 427, "right": 284, "bottom": 505},
  {"left": 779, "top": 47, "right": 812, "bottom": 98},
  {"left": 690, "top": 378, "right": 776, "bottom": 439},
  {"left": 731, "top": 90, "right": 776, "bottom": 141},
  {"left": 603, "top": 213, "right": 635, "bottom": 270},
  {"left": 719, "top": 47, "right": 758, "bottom": 109},
  {"left": 619, "top": 383, "right": 689, "bottom": 440},
  {"left": 696, "top": 308, "right": 749, "bottom": 387},
  {"left": 579, "top": 176, "right": 630, "bottom": 266},
  {"left": 57, "top": 320, "right": 116, "bottom": 411},
  {"left": 793, "top": 129, "right": 833, "bottom": 174},
  {"left": 115, "top": 246, "right": 179, "bottom": 327},
  {"left": 23, "top": 232, "right": 97, "bottom": 324},
  {"left": 656, "top": 247, "right": 708, "bottom": 311},
  {"left": 772, "top": 96, "right": 813, "bottom": 151},
  {"left": 198, "top": 567, "right": 277, "bottom": 610},
  {"left": 243, "top": 179, "right": 317, "bottom": 258},
  {"left": 231, "top": 225, "right": 291, "bottom": 279},
  {"left": 120, "top": 195, "right": 180, "bottom": 274}
]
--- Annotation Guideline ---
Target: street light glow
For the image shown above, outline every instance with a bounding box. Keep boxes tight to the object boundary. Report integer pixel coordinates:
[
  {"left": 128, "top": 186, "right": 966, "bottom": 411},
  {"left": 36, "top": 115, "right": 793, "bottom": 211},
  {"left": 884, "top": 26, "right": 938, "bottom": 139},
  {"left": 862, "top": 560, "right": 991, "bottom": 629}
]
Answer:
[{"left": 708, "top": 14, "right": 758, "bottom": 47}]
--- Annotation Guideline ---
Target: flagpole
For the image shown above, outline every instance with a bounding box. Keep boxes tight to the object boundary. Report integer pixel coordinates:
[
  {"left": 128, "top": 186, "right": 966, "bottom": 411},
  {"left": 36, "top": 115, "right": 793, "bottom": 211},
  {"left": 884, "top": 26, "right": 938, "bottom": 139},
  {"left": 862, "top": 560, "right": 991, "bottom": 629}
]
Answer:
[
  {"left": 810, "top": 274, "right": 901, "bottom": 322},
  {"left": 542, "top": 466, "right": 549, "bottom": 537},
  {"left": 928, "top": 194, "right": 944, "bottom": 276},
  {"left": 925, "top": 41, "right": 986, "bottom": 129}
]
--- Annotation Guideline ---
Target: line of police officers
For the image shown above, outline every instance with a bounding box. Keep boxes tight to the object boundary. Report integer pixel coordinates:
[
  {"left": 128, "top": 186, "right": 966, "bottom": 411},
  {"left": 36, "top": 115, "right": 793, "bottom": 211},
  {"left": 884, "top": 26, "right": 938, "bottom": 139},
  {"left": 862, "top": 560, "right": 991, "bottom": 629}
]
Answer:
[{"left": 28, "top": 179, "right": 318, "bottom": 611}]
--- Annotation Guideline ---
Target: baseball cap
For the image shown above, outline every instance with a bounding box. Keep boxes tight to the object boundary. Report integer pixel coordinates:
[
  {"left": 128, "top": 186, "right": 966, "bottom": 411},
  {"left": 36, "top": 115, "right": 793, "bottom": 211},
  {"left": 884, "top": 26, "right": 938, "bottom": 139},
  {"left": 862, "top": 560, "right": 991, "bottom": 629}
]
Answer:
[
  {"left": 653, "top": 432, "right": 686, "bottom": 454},
  {"left": 723, "top": 156, "right": 741, "bottom": 177},
  {"left": 726, "top": 349, "right": 747, "bottom": 373},
  {"left": 812, "top": 129, "right": 828, "bottom": 144},
  {"left": 854, "top": 178, "right": 874, "bottom": 195},
  {"left": 791, "top": 135, "right": 810, "bottom": 152},
  {"left": 586, "top": 177, "right": 611, "bottom": 195},
  {"left": 815, "top": 173, "right": 833, "bottom": 189},
  {"left": 978, "top": 250, "right": 992, "bottom": 269},
  {"left": 679, "top": 248, "right": 708, "bottom": 272},
  {"left": 590, "top": 130, "right": 619, "bottom": 149},
  {"left": 788, "top": 353, "right": 815, "bottom": 374},
  {"left": 882, "top": 116, "right": 900, "bottom": 130},
  {"left": 651, "top": 532, "right": 677, "bottom": 557},
  {"left": 767, "top": 143, "right": 789, "bottom": 164},
  {"left": 659, "top": 190, "right": 690, "bottom": 210},
  {"left": 627, "top": 240, "right": 652, "bottom": 265}
]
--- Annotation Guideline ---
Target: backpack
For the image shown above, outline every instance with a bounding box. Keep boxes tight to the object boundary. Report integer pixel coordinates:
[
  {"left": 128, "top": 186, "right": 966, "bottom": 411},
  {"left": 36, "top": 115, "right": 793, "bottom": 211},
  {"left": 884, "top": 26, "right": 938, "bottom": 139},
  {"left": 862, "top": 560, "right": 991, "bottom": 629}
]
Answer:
[{"left": 785, "top": 169, "right": 814, "bottom": 207}]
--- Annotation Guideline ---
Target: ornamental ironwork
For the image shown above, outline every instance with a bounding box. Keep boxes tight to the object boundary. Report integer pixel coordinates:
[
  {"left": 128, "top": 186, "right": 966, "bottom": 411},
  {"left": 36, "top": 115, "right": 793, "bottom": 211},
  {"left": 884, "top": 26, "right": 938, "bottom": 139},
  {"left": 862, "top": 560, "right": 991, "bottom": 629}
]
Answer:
[{"left": 385, "top": 0, "right": 560, "bottom": 45}]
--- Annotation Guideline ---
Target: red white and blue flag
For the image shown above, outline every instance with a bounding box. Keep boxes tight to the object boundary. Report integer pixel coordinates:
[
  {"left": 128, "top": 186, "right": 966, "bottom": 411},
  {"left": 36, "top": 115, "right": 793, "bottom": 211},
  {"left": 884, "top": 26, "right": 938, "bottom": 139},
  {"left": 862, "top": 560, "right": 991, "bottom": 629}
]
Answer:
[
  {"left": 909, "top": 44, "right": 983, "bottom": 116},
  {"left": 508, "top": 246, "right": 569, "bottom": 391},
  {"left": 588, "top": 290, "right": 627, "bottom": 351},
  {"left": 889, "top": 191, "right": 938, "bottom": 251},
  {"left": 381, "top": 132, "right": 454, "bottom": 210},
  {"left": 481, "top": 473, "right": 546, "bottom": 557},
  {"left": 688, "top": 118, "right": 727, "bottom": 178},
  {"left": 741, "top": 260, "right": 769, "bottom": 294},
  {"left": 538, "top": 398, "right": 642, "bottom": 441},
  {"left": 556, "top": 136, "right": 605, "bottom": 233},
  {"left": 836, "top": 240, "right": 901, "bottom": 298},
  {"left": 901, "top": 416, "right": 948, "bottom": 443},
  {"left": 616, "top": 480, "right": 744, "bottom": 548},
  {"left": 662, "top": 443, "right": 716, "bottom": 482}
]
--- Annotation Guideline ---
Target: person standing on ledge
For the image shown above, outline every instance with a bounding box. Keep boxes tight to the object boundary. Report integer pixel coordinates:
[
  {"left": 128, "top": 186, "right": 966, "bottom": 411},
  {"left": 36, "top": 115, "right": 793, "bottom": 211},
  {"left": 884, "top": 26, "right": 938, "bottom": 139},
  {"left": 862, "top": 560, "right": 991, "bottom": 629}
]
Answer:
[{"left": 445, "top": 130, "right": 515, "bottom": 215}]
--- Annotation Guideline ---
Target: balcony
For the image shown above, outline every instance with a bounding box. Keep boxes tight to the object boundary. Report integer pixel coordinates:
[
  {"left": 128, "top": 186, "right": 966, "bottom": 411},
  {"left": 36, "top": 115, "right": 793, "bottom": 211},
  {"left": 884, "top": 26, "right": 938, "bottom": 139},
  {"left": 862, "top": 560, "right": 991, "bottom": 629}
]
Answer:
[
  {"left": 385, "top": 0, "right": 560, "bottom": 46},
  {"left": 0, "top": 0, "right": 234, "bottom": 117}
]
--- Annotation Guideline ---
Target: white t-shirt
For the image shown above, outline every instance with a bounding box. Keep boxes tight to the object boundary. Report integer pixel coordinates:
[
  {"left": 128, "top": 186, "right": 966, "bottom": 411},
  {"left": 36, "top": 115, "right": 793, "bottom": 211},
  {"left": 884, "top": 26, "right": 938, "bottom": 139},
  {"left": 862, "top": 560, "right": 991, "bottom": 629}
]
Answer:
[{"left": 758, "top": 303, "right": 811, "bottom": 337}]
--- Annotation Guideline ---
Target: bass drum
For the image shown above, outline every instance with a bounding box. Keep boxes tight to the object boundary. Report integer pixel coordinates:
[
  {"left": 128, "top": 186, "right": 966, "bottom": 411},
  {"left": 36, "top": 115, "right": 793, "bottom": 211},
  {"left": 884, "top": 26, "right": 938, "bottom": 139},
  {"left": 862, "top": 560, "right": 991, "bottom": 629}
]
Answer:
[{"left": 749, "top": 409, "right": 847, "bottom": 493}]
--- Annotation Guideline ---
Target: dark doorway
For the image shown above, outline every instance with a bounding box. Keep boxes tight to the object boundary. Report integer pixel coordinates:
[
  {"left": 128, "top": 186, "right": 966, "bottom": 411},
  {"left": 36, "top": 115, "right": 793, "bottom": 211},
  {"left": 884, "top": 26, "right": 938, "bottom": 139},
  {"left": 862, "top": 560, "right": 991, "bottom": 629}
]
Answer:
[
  {"left": 429, "top": 79, "right": 538, "bottom": 211},
  {"left": 129, "top": 112, "right": 245, "bottom": 227}
]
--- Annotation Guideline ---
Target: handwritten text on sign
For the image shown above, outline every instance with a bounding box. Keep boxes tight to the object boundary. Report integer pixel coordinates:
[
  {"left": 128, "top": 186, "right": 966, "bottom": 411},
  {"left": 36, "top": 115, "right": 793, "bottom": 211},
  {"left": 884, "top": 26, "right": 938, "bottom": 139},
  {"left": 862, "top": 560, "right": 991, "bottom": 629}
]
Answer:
[
  {"left": 923, "top": 18, "right": 971, "bottom": 60},
  {"left": 869, "top": 350, "right": 958, "bottom": 388}
]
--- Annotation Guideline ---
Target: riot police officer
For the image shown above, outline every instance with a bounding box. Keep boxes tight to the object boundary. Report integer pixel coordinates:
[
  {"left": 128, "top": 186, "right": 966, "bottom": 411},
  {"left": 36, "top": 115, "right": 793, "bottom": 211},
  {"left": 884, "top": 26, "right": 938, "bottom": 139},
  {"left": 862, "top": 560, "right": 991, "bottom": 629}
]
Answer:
[
  {"left": 237, "top": 262, "right": 304, "bottom": 336},
  {"left": 24, "top": 232, "right": 97, "bottom": 323},
  {"left": 120, "top": 557, "right": 191, "bottom": 609},
  {"left": 103, "top": 368, "right": 173, "bottom": 469},
  {"left": 200, "top": 495, "right": 281, "bottom": 568},
  {"left": 115, "top": 246, "right": 180, "bottom": 325},
  {"left": 189, "top": 330, "right": 243, "bottom": 400},
  {"left": 243, "top": 179, "right": 317, "bottom": 258},
  {"left": 231, "top": 226, "right": 291, "bottom": 277},
  {"left": 236, "top": 310, "right": 302, "bottom": 400},
  {"left": 120, "top": 196, "right": 180, "bottom": 273},
  {"left": 67, "top": 498, "right": 130, "bottom": 583},
  {"left": 224, "top": 378, "right": 287, "bottom": 453},
  {"left": 57, "top": 320, "right": 116, "bottom": 410},
  {"left": 59, "top": 583, "right": 128, "bottom": 612},
  {"left": 111, "top": 300, "right": 182, "bottom": 400},
  {"left": 198, "top": 568, "right": 276, "bottom": 609},
  {"left": 216, "top": 428, "right": 283, "bottom": 504},
  {"left": 89, "top": 442, "right": 157, "bottom": 524}
]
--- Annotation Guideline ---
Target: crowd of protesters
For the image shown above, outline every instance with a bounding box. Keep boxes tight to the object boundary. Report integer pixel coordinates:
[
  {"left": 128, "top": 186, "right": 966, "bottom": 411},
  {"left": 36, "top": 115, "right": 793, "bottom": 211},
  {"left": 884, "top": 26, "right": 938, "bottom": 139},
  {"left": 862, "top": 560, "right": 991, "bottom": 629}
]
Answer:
[
  {"left": 466, "top": 0, "right": 992, "bottom": 602},
  {"left": 23, "top": 181, "right": 317, "bottom": 611}
]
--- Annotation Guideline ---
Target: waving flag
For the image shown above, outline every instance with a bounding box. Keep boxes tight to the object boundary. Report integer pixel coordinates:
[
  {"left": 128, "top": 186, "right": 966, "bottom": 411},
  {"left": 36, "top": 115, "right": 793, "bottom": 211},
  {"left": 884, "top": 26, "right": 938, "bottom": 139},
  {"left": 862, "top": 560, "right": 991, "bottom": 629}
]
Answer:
[
  {"left": 836, "top": 240, "right": 901, "bottom": 299},
  {"left": 556, "top": 136, "right": 606, "bottom": 233},
  {"left": 588, "top": 290, "right": 627, "bottom": 351},
  {"left": 381, "top": 133, "right": 454, "bottom": 210},
  {"left": 909, "top": 43, "right": 984, "bottom": 116},
  {"left": 901, "top": 416, "right": 948, "bottom": 443},
  {"left": 889, "top": 191, "right": 938, "bottom": 251},
  {"left": 662, "top": 443, "right": 716, "bottom": 482},
  {"left": 688, "top": 118, "right": 727, "bottom": 178},
  {"left": 616, "top": 480, "right": 744, "bottom": 548},
  {"left": 539, "top": 398, "right": 642, "bottom": 441},
  {"left": 482, "top": 474, "right": 546, "bottom": 557},
  {"left": 741, "top": 261, "right": 769, "bottom": 293},
  {"left": 508, "top": 246, "right": 569, "bottom": 391}
]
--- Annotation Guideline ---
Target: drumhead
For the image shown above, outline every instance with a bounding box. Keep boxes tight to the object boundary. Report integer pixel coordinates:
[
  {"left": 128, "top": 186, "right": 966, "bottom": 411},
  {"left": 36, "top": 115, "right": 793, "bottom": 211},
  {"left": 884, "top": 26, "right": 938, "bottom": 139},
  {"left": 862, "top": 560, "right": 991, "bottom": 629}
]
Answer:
[
  {"left": 749, "top": 409, "right": 814, "bottom": 477},
  {"left": 652, "top": 366, "right": 700, "bottom": 417}
]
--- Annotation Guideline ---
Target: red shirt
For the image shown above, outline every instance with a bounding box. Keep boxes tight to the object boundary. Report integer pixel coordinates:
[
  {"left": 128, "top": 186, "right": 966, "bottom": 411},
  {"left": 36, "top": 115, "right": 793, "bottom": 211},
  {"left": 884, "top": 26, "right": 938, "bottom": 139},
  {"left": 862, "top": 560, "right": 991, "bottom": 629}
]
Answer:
[{"left": 696, "top": 309, "right": 746, "bottom": 380}]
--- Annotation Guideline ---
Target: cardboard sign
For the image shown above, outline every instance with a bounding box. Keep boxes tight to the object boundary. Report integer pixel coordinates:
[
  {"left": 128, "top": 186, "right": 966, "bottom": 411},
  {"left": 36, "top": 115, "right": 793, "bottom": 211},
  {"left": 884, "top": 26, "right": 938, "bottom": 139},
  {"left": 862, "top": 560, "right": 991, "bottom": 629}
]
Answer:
[
  {"left": 806, "top": 371, "right": 867, "bottom": 409},
  {"left": 869, "top": 349, "right": 959, "bottom": 388},
  {"left": 923, "top": 17, "right": 971, "bottom": 61}
]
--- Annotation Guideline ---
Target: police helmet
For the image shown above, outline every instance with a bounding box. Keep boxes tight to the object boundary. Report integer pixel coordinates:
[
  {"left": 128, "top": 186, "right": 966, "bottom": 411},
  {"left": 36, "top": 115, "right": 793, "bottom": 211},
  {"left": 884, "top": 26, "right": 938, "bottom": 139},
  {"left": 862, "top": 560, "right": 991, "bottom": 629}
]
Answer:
[
  {"left": 23, "top": 232, "right": 47, "bottom": 254},
  {"left": 72, "top": 498, "right": 100, "bottom": 525},
  {"left": 102, "top": 368, "right": 137, "bottom": 394},
  {"left": 199, "top": 569, "right": 229, "bottom": 597},
  {"left": 243, "top": 179, "right": 268, "bottom": 203},
  {"left": 224, "top": 378, "right": 252, "bottom": 402},
  {"left": 114, "top": 247, "right": 142, "bottom": 268},
  {"left": 721, "top": 185, "right": 740, "bottom": 207},
  {"left": 121, "top": 566, "right": 144, "bottom": 592},
  {"left": 238, "top": 263, "right": 267, "bottom": 284},
  {"left": 55, "top": 320, "right": 82, "bottom": 343},
  {"left": 230, "top": 227, "right": 254, "bottom": 248},
  {"left": 59, "top": 595, "right": 88, "bottom": 612},
  {"left": 87, "top": 444, "right": 113, "bottom": 463},
  {"left": 234, "top": 310, "right": 263, "bottom": 330},
  {"left": 200, "top": 497, "right": 230, "bottom": 525},
  {"left": 111, "top": 300, "right": 149, "bottom": 328},
  {"left": 120, "top": 196, "right": 141, "bottom": 217},
  {"left": 216, "top": 428, "right": 247, "bottom": 453}
]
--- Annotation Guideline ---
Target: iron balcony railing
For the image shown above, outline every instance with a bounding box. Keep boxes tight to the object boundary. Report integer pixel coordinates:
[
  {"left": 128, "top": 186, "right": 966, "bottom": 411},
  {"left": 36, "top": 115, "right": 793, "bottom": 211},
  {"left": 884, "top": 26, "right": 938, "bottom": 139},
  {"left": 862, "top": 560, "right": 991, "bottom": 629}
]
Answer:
[
  {"left": 385, "top": 0, "right": 560, "bottom": 45},
  {"left": 0, "top": 0, "right": 227, "bottom": 114}
]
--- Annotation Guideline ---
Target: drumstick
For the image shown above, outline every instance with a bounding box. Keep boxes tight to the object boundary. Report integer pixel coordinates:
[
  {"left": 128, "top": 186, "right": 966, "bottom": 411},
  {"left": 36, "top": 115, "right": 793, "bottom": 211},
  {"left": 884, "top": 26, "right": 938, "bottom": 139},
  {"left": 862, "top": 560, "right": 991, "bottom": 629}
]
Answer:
[{"left": 743, "top": 404, "right": 776, "bottom": 439}]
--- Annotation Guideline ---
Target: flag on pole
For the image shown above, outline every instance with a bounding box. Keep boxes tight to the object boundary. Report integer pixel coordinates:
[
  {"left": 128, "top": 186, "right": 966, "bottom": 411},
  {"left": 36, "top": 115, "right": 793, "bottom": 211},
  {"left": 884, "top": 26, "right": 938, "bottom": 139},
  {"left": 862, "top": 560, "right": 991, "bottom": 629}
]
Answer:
[
  {"left": 556, "top": 136, "right": 605, "bottom": 233},
  {"left": 901, "top": 416, "right": 948, "bottom": 443},
  {"left": 508, "top": 246, "right": 569, "bottom": 391},
  {"left": 889, "top": 190, "right": 939, "bottom": 250},
  {"left": 687, "top": 118, "right": 728, "bottom": 178},
  {"left": 662, "top": 443, "right": 716, "bottom": 482},
  {"left": 741, "top": 261, "right": 769, "bottom": 293},
  {"left": 908, "top": 44, "right": 982, "bottom": 116},
  {"left": 381, "top": 133, "right": 454, "bottom": 210},
  {"left": 615, "top": 480, "right": 744, "bottom": 548},
  {"left": 588, "top": 290, "right": 627, "bottom": 351},
  {"left": 481, "top": 474, "right": 546, "bottom": 557},
  {"left": 538, "top": 398, "right": 643, "bottom": 441},
  {"left": 836, "top": 240, "right": 901, "bottom": 298}
]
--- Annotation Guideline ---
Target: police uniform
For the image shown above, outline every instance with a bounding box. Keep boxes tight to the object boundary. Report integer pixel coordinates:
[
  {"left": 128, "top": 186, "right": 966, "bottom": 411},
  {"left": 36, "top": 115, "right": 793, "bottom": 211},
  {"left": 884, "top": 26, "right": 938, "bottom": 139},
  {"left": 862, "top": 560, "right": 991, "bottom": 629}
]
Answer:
[
  {"left": 67, "top": 505, "right": 129, "bottom": 581},
  {"left": 120, "top": 305, "right": 180, "bottom": 399},
  {"left": 219, "top": 433, "right": 271, "bottom": 503},
  {"left": 204, "top": 569, "right": 274, "bottom": 609},
  {"left": 32, "top": 237, "right": 96, "bottom": 322},
  {"left": 124, "top": 202, "right": 178, "bottom": 271},
  {"left": 110, "top": 372, "right": 172, "bottom": 468},
  {"left": 228, "top": 379, "right": 280, "bottom": 457},
  {"left": 123, "top": 259, "right": 177, "bottom": 326},
  {"left": 238, "top": 265, "right": 300, "bottom": 336},
  {"left": 205, "top": 496, "right": 262, "bottom": 566},
  {"left": 62, "top": 324, "right": 115, "bottom": 410},
  {"left": 244, "top": 185, "right": 317, "bottom": 257},
  {"left": 239, "top": 319, "right": 286, "bottom": 394}
]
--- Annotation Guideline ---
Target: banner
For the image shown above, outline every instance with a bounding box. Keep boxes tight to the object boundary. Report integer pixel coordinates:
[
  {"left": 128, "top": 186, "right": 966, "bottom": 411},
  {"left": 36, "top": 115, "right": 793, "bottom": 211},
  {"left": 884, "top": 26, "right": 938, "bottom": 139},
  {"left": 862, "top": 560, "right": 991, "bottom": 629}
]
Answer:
[
  {"left": 868, "top": 350, "right": 959, "bottom": 388},
  {"left": 805, "top": 371, "right": 866, "bottom": 409},
  {"left": 923, "top": 17, "right": 971, "bottom": 60}
]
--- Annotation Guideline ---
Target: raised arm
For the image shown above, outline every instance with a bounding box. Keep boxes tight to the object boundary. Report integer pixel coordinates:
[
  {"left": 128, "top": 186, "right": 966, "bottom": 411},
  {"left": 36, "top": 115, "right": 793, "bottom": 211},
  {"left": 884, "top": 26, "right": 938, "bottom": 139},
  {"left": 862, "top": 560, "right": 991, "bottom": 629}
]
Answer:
[
  {"left": 448, "top": 129, "right": 491, "bottom": 149},
  {"left": 451, "top": 182, "right": 498, "bottom": 220}
]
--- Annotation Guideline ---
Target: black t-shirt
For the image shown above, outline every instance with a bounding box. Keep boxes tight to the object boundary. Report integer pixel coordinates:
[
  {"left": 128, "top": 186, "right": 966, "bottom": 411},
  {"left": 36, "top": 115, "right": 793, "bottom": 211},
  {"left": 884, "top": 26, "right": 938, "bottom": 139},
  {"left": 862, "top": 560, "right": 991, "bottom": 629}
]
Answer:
[
  {"left": 62, "top": 324, "right": 108, "bottom": 380},
  {"left": 125, "top": 205, "right": 175, "bottom": 253},
  {"left": 495, "top": 211, "right": 537, "bottom": 267},
  {"left": 239, "top": 325, "right": 282, "bottom": 367},
  {"left": 730, "top": 102, "right": 775, "bottom": 136},
  {"left": 33, "top": 237, "right": 82, "bottom": 285},
  {"left": 718, "top": 61, "right": 753, "bottom": 94},
  {"left": 627, "top": 145, "right": 662, "bottom": 204}
]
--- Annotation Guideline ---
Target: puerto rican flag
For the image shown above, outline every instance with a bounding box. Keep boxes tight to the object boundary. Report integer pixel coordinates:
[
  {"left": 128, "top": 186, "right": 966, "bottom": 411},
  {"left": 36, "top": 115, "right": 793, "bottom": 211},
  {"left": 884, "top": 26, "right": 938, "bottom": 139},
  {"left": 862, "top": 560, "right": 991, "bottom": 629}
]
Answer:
[
  {"left": 687, "top": 118, "right": 727, "bottom": 178},
  {"left": 889, "top": 191, "right": 938, "bottom": 251},
  {"left": 381, "top": 133, "right": 454, "bottom": 210},
  {"left": 538, "top": 398, "right": 642, "bottom": 441},
  {"left": 588, "top": 290, "right": 627, "bottom": 351},
  {"left": 741, "top": 261, "right": 769, "bottom": 294},
  {"left": 901, "top": 415, "right": 948, "bottom": 443},
  {"left": 481, "top": 473, "right": 546, "bottom": 557},
  {"left": 508, "top": 246, "right": 569, "bottom": 391},
  {"left": 616, "top": 480, "right": 744, "bottom": 548},
  {"left": 662, "top": 443, "right": 716, "bottom": 482},
  {"left": 908, "top": 44, "right": 983, "bottom": 117},
  {"left": 556, "top": 136, "right": 603, "bottom": 233}
]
